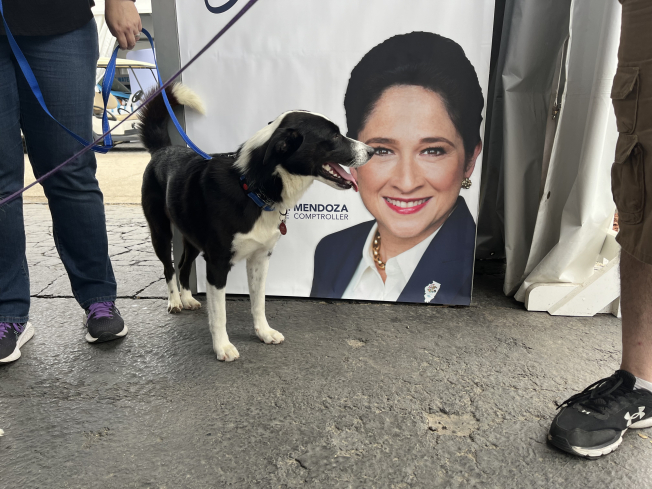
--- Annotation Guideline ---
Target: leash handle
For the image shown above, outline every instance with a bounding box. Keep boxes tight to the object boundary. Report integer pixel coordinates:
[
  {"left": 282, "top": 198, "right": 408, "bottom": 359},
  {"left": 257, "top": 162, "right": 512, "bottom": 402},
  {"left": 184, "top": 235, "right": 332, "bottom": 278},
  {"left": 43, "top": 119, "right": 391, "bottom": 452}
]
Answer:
[{"left": 100, "top": 46, "right": 119, "bottom": 149}]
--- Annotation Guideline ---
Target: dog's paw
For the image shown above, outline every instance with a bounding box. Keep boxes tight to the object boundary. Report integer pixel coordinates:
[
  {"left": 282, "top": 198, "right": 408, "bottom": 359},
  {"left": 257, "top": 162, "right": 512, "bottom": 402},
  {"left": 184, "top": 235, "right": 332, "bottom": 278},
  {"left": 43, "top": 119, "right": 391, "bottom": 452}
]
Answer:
[
  {"left": 167, "top": 298, "right": 183, "bottom": 314},
  {"left": 181, "top": 295, "right": 201, "bottom": 310},
  {"left": 256, "top": 327, "right": 285, "bottom": 345},
  {"left": 215, "top": 342, "right": 240, "bottom": 362}
]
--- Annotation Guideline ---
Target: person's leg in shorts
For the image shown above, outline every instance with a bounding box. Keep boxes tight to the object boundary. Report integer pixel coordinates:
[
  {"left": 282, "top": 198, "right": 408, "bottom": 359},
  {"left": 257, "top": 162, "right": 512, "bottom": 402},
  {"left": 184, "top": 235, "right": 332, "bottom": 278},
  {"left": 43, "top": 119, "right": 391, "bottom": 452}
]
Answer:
[{"left": 548, "top": 0, "right": 652, "bottom": 458}]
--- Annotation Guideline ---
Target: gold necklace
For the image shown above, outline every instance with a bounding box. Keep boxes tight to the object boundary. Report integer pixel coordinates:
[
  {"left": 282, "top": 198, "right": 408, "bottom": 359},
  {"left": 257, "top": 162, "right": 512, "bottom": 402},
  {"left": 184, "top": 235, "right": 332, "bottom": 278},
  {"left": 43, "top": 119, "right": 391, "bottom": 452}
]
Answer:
[{"left": 372, "top": 230, "right": 385, "bottom": 270}]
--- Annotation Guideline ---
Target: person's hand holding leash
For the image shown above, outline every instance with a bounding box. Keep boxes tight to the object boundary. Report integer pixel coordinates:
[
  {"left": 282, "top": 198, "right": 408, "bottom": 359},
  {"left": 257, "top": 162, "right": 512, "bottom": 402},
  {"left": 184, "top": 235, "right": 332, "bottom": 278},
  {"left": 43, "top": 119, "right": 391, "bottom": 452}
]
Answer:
[{"left": 105, "top": 0, "right": 142, "bottom": 50}]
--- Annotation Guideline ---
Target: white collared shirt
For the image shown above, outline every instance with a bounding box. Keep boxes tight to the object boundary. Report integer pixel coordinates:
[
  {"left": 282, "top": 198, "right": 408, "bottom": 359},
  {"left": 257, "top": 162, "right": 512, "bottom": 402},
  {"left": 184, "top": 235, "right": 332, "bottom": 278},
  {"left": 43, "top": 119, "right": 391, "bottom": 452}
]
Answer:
[{"left": 342, "top": 223, "right": 440, "bottom": 302}]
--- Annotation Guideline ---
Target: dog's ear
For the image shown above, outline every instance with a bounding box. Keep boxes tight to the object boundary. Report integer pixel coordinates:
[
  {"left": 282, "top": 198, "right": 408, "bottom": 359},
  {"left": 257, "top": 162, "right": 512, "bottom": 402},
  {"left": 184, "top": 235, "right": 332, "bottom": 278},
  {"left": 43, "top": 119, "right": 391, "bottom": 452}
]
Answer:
[{"left": 263, "top": 128, "right": 303, "bottom": 165}]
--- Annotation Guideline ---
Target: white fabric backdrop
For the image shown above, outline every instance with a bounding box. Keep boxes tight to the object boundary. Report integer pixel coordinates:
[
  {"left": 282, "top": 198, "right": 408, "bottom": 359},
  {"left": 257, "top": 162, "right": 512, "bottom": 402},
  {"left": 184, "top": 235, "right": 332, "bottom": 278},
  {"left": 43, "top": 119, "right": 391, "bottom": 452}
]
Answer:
[
  {"left": 173, "top": 0, "right": 495, "bottom": 296},
  {"left": 513, "top": 0, "right": 621, "bottom": 301},
  {"left": 482, "top": 0, "right": 572, "bottom": 295},
  {"left": 478, "top": 0, "right": 622, "bottom": 300}
]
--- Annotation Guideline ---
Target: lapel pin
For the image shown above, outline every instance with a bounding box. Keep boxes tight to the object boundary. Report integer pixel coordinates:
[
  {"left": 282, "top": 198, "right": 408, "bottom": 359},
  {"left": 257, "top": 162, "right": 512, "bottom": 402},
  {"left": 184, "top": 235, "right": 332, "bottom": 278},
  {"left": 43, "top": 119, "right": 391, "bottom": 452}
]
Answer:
[{"left": 424, "top": 281, "right": 441, "bottom": 303}]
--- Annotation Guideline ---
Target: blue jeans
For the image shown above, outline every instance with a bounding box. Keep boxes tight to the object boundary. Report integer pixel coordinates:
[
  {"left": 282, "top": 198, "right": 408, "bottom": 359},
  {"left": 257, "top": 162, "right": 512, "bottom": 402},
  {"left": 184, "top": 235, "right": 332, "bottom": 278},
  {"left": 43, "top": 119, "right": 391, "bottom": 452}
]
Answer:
[{"left": 0, "top": 19, "right": 116, "bottom": 323}]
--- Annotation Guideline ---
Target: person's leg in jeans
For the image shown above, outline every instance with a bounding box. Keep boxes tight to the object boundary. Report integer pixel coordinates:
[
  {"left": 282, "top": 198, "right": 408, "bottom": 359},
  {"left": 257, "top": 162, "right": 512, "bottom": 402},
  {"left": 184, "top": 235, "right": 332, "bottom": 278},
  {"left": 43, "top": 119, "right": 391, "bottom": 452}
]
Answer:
[
  {"left": 0, "top": 34, "right": 30, "bottom": 324},
  {"left": 2, "top": 19, "right": 126, "bottom": 357},
  {"left": 16, "top": 20, "right": 118, "bottom": 308},
  {"left": 548, "top": 0, "right": 652, "bottom": 458},
  {"left": 0, "top": 31, "right": 35, "bottom": 363}
]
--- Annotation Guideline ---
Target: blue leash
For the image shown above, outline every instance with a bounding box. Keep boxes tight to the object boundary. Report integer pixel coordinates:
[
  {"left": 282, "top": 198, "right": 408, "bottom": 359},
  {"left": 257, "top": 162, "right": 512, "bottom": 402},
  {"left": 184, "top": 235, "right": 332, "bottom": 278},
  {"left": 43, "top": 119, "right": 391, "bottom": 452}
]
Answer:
[
  {"left": 0, "top": 0, "right": 210, "bottom": 159},
  {"left": 141, "top": 29, "right": 212, "bottom": 160}
]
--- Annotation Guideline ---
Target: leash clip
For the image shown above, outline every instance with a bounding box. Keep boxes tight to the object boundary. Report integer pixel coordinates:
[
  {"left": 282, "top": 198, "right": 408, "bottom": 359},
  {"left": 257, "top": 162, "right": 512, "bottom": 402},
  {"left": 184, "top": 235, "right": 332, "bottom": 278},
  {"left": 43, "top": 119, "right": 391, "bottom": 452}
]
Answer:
[{"left": 239, "top": 176, "right": 275, "bottom": 211}]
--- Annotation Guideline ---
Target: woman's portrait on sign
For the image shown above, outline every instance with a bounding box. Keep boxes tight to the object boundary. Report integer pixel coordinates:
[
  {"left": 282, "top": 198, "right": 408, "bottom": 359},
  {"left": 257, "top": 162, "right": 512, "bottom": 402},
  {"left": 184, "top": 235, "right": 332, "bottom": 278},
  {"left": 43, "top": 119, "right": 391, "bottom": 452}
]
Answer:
[{"left": 311, "top": 32, "right": 484, "bottom": 305}]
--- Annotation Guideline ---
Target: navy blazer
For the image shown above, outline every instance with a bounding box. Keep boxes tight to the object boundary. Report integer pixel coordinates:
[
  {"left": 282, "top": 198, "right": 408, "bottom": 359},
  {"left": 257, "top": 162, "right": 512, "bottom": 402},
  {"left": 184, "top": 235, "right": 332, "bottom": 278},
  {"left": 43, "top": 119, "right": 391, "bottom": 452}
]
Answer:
[{"left": 310, "top": 196, "right": 476, "bottom": 305}]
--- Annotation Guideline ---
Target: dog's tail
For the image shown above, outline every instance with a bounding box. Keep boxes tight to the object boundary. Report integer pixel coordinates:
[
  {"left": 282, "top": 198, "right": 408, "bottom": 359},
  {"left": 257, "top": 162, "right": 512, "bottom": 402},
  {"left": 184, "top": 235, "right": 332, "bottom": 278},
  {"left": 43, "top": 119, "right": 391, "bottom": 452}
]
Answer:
[{"left": 137, "top": 83, "right": 206, "bottom": 153}]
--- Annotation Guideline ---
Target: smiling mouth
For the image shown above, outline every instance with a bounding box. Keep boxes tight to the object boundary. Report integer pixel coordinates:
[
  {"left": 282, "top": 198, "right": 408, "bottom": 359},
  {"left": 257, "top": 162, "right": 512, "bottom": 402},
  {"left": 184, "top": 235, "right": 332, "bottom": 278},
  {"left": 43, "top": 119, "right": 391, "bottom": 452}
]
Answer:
[
  {"left": 383, "top": 197, "right": 431, "bottom": 214},
  {"left": 319, "top": 163, "right": 358, "bottom": 191}
]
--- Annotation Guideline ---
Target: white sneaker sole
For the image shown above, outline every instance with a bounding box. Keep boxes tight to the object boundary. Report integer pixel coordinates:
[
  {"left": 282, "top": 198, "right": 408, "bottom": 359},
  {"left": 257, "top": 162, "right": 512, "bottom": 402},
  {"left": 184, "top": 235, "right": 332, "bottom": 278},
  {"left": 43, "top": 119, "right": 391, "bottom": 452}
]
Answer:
[
  {"left": 83, "top": 312, "right": 128, "bottom": 343},
  {"left": 549, "top": 417, "right": 652, "bottom": 458},
  {"left": 85, "top": 325, "right": 128, "bottom": 343},
  {"left": 0, "top": 322, "right": 34, "bottom": 363}
]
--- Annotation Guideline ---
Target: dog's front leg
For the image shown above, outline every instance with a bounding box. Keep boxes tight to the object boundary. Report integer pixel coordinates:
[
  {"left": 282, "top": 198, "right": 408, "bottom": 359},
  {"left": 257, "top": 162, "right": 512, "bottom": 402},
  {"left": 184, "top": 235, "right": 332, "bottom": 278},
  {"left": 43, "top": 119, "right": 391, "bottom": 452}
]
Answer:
[
  {"left": 167, "top": 275, "right": 183, "bottom": 313},
  {"left": 247, "top": 251, "right": 284, "bottom": 344},
  {"left": 206, "top": 262, "right": 239, "bottom": 362}
]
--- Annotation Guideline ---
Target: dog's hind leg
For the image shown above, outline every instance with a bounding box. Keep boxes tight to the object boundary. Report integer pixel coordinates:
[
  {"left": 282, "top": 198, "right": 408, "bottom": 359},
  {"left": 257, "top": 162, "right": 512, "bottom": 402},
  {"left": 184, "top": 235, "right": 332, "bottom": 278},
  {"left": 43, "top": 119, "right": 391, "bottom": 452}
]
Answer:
[
  {"left": 178, "top": 238, "right": 202, "bottom": 310},
  {"left": 155, "top": 236, "right": 182, "bottom": 313},
  {"left": 206, "top": 259, "right": 239, "bottom": 361},
  {"left": 152, "top": 230, "right": 182, "bottom": 313},
  {"left": 247, "top": 251, "right": 284, "bottom": 345},
  {"left": 142, "top": 189, "right": 183, "bottom": 313}
]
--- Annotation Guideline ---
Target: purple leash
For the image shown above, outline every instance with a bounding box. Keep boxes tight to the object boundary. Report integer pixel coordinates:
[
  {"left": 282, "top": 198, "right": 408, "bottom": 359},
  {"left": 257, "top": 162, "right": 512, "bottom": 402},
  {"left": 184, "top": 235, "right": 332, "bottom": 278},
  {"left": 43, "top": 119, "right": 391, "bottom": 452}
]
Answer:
[{"left": 0, "top": 0, "right": 261, "bottom": 209}]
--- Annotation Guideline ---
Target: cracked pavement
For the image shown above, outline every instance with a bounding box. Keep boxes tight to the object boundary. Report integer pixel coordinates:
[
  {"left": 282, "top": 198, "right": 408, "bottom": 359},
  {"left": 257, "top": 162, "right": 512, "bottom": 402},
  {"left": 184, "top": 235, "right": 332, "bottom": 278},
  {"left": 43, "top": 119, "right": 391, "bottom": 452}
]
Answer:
[
  {"left": 25, "top": 203, "right": 168, "bottom": 300},
  {"left": 1, "top": 203, "right": 651, "bottom": 488}
]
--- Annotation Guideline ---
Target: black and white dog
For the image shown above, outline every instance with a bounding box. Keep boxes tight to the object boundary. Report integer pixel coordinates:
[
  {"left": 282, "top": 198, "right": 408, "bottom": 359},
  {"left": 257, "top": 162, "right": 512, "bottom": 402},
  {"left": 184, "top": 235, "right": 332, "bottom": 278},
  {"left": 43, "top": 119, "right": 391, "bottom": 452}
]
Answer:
[{"left": 137, "top": 84, "right": 374, "bottom": 361}]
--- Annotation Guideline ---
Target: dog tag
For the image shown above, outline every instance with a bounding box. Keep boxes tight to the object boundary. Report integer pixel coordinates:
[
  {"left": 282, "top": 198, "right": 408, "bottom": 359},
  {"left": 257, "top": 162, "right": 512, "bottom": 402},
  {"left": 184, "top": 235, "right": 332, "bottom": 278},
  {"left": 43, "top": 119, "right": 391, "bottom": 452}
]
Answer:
[{"left": 279, "top": 222, "right": 287, "bottom": 235}]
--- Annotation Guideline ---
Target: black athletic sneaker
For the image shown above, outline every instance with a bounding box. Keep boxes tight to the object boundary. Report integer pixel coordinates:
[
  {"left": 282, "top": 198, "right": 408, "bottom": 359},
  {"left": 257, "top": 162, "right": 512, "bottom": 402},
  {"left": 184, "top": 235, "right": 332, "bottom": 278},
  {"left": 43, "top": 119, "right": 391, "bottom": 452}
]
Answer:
[
  {"left": 0, "top": 322, "right": 34, "bottom": 363},
  {"left": 84, "top": 302, "right": 128, "bottom": 343},
  {"left": 548, "top": 370, "right": 652, "bottom": 458}
]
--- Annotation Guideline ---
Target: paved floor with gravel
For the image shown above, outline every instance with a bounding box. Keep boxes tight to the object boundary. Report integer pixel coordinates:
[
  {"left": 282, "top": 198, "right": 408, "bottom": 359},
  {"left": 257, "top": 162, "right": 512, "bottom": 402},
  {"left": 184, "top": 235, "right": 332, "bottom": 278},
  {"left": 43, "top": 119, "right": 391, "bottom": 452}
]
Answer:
[{"left": 1, "top": 204, "right": 651, "bottom": 488}]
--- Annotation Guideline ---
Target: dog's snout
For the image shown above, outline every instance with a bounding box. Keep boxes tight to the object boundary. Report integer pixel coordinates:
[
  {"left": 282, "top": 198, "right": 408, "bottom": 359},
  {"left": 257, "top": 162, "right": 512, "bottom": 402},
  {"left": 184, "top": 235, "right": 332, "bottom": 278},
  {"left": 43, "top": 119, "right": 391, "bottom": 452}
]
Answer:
[{"left": 365, "top": 145, "right": 375, "bottom": 157}]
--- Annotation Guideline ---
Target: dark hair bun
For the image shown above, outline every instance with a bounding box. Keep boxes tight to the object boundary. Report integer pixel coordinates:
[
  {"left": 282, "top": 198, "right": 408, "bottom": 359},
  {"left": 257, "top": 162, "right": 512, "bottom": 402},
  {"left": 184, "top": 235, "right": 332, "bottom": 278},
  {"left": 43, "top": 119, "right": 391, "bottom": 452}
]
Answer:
[{"left": 344, "top": 32, "right": 484, "bottom": 159}]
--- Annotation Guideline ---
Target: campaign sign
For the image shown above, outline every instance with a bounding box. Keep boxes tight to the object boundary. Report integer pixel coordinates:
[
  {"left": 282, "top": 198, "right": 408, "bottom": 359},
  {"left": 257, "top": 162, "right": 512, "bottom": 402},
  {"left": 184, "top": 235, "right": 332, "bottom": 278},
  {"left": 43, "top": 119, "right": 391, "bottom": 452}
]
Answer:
[{"left": 174, "top": 0, "right": 495, "bottom": 304}]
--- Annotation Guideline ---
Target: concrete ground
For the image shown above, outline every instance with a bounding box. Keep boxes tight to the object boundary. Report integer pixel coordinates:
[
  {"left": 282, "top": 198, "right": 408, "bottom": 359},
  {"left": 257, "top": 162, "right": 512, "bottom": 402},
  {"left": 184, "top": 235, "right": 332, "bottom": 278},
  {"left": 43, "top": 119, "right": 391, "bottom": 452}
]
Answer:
[
  {"left": 23, "top": 145, "right": 149, "bottom": 204},
  {"left": 2, "top": 150, "right": 652, "bottom": 488}
]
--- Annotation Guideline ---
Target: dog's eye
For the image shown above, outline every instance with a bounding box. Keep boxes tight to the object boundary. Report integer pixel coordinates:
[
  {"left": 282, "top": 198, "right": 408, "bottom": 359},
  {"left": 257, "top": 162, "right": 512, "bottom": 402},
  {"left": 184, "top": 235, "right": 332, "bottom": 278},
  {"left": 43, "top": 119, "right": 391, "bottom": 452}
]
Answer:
[{"left": 332, "top": 134, "right": 339, "bottom": 140}]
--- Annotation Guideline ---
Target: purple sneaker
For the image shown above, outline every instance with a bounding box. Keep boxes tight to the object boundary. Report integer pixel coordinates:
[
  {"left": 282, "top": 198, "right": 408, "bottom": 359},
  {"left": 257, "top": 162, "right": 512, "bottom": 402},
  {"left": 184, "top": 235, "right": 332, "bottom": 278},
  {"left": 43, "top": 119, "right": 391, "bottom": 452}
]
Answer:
[
  {"left": 84, "top": 302, "right": 127, "bottom": 343},
  {"left": 0, "top": 322, "right": 34, "bottom": 363}
]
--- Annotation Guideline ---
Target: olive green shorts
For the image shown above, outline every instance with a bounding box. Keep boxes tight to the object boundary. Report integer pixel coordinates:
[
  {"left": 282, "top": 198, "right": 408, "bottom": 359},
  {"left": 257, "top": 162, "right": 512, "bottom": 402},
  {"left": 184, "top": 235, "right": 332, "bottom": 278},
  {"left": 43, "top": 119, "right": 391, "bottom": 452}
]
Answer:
[{"left": 612, "top": 0, "right": 652, "bottom": 264}]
